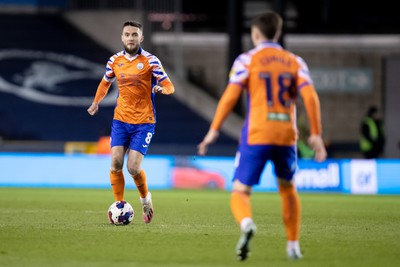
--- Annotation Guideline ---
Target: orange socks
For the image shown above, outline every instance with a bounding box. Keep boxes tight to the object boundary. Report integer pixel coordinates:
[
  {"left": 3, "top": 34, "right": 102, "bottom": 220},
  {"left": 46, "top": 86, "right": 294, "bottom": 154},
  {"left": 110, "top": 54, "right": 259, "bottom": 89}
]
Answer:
[
  {"left": 110, "top": 169, "right": 149, "bottom": 200},
  {"left": 278, "top": 184, "right": 301, "bottom": 241},
  {"left": 230, "top": 191, "right": 252, "bottom": 225},
  {"left": 131, "top": 169, "right": 148, "bottom": 198},
  {"left": 110, "top": 169, "right": 125, "bottom": 201},
  {"left": 230, "top": 183, "right": 300, "bottom": 244}
]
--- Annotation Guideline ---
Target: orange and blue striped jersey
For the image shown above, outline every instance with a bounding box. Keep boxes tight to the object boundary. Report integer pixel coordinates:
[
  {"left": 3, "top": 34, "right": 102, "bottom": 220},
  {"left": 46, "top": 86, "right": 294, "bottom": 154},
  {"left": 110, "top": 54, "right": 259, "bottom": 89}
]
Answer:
[
  {"left": 210, "top": 42, "right": 322, "bottom": 146},
  {"left": 93, "top": 47, "right": 174, "bottom": 124}
]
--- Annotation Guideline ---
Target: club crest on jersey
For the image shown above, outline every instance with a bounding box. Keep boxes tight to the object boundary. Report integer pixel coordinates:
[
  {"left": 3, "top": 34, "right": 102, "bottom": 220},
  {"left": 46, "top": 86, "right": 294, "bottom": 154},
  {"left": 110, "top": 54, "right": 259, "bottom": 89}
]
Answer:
[{"left": 137, "top": 62, "right": 144, "bottom": 70}]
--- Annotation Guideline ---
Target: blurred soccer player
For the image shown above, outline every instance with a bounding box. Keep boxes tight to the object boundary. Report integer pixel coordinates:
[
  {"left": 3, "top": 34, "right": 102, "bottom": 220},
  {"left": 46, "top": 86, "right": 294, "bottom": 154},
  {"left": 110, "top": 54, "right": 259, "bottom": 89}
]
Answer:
[
  {"left": 197, "top": 11, "right": 327, "bottom": 261},
  {"left": 88, "top": 21, "right": 175, "bottom": 224}
]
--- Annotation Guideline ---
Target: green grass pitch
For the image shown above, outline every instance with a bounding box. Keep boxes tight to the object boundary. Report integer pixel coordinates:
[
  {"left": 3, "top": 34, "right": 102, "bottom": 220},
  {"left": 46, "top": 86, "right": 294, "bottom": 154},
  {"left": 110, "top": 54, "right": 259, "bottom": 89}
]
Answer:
[{"left": 0, "top": 187, "right": 399, "bottom": 267}]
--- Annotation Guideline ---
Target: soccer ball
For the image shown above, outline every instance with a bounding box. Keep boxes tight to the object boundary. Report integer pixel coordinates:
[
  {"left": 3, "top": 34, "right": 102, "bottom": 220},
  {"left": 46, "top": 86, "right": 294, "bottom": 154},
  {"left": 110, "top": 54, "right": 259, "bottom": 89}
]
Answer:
[{"left": 107, "top": 200, "right": 134, "bottom": 226}]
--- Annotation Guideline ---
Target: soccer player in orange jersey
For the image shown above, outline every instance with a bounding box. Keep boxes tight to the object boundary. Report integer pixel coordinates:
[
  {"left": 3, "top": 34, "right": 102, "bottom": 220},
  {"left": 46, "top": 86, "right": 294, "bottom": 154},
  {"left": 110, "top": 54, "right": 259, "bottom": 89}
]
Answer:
[
  {"left": 88, "top": 21, "right": 175, "bottom": 224},
  {"left": 198, "top": 11, "right": 327, "bottom": 260}
]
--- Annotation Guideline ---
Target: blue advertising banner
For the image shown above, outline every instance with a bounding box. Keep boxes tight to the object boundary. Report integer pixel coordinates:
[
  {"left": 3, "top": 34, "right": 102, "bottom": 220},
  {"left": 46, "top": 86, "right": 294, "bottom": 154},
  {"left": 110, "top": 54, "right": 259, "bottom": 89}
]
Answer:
[
  {"left": 0, "top": 153, "right": 173, "bottom": 189},
  {"left": 1, "top": 153, "right": 399, "bottom": 194},
  {"left": 295, "top": 160, "right": 341, "bottom": 192}
]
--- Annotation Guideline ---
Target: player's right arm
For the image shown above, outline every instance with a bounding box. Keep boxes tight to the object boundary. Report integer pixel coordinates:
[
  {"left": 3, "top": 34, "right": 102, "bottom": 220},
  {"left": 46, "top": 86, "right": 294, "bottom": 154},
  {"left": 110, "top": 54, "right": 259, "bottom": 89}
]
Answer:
[
  {"left": 87, "top": 79, "right": 112, "bottom": 116},
  {"left": 299, "top": 82, "right": 327, "bottom": 162},
  {"left": 88, "top": 79, "right": 111, "bottom": 116},
  {"left": 296, "top": 56, "right": 327, "bottom": 162},
  {"left": 88, "top": 56, "right": 116, "bottom": 116}
]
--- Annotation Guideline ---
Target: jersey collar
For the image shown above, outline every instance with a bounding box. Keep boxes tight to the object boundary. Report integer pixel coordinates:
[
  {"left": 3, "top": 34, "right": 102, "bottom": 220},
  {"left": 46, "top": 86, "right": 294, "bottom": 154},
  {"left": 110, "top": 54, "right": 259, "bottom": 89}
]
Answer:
[
  {"left": 123, "top": 47, "right": 143, "bottom": 61},
  {"left": 259, "top": 41, "right": 282, "bottom": 49}
]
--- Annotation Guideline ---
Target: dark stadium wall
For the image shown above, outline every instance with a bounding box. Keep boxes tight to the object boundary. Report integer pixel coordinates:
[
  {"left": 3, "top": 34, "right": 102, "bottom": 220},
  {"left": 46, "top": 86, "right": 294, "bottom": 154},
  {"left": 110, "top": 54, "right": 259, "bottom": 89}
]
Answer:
[{"left": 0, "top": 13, "right": 237, "bottom": 150}]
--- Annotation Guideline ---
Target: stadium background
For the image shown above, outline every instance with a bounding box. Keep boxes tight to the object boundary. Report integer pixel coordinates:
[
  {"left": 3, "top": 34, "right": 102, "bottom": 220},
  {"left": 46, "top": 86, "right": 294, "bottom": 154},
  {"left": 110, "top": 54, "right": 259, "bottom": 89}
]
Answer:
[{"left": 0, "top": 0, "right": 399, "bottom": 194}]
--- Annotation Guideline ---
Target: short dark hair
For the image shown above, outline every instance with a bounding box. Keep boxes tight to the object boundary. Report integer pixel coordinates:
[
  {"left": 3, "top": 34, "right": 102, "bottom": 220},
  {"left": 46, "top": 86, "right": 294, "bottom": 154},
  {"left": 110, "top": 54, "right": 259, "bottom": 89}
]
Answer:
[
  {"left": 251, "top": 11, "right": 282, "bottom": 39},
  {"left": 123, "top": 21, "right": 143, "bottom": 30}
]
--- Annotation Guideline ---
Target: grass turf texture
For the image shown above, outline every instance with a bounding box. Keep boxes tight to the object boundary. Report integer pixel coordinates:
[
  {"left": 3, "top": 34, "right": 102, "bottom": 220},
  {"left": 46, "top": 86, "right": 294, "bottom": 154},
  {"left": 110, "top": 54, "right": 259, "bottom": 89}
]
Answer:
[{"left": 0, "top": 188, "right": 399, "bottom": 267}]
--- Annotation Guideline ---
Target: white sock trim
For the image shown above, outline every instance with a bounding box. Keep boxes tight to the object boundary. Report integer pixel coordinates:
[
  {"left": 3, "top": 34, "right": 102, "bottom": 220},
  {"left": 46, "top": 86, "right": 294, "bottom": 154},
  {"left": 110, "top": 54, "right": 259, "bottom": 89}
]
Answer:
[
  {"left": 240, "top": 217, "right": 254, "bottom": 231},
  {"left": 140, "top": 192, "right": 151, "bottom": 204},
  {"left": 286, "top": 240, "right": 300, "bottom": 252}
]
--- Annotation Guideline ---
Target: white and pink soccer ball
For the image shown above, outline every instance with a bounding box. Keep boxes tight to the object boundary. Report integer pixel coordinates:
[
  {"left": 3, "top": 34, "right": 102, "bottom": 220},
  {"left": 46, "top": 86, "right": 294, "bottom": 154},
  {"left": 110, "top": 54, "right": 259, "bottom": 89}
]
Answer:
[{"left": 107, "top": 200, "right": 134, "bottom": 226}]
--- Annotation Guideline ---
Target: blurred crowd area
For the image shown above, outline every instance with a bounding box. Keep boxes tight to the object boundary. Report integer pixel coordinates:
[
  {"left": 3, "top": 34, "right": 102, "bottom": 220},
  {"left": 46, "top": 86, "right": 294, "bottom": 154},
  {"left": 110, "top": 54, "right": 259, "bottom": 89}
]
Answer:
[{"left": 0, "top": 0, "right": 399, "bottom": 158}]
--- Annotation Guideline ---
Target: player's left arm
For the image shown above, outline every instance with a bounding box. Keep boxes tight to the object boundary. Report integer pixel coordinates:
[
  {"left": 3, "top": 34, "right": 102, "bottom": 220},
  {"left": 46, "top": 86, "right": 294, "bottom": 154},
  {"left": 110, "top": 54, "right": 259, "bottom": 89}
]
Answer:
[
  {"left": 198, "top": 52, "right": 248, "bottom": 155},
  {"left": 197, "top": 83, "right": 242, "bottom": 156},
  {"left": 210, "top": 83, "right": 242, "bottom": 131},
  {"left": 150, "top": 56, "right": 175, "bottom": 95},
  {"left": 153, "top": 78, "right": 174, "bottom": 95}
]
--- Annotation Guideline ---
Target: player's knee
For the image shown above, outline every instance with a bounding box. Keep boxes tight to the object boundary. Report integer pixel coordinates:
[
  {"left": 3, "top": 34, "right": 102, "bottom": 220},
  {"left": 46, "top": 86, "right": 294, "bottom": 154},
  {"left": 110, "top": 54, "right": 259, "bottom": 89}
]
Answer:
[
  {"left": 277, "top": 178, "right": 294, "bottom": 188},
  {"left": 111, "top": 158, "right": 124, "bottom": 171},
  {"left": 127, "top": 166, "right": 140, "bottom": 176},
  {"left": 232, "top": 179, "right": 252, "bottom": 194}
]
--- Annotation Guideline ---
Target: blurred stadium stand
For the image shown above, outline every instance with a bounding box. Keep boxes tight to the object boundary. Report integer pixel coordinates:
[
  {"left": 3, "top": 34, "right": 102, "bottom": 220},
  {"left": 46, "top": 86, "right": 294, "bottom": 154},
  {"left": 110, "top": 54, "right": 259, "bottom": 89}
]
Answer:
[
  {"left": 0, "top": 8, "right": 238, "bottom": 155},
  {"left": 1, "top": 0, "right": 400, "bottom": 158}
]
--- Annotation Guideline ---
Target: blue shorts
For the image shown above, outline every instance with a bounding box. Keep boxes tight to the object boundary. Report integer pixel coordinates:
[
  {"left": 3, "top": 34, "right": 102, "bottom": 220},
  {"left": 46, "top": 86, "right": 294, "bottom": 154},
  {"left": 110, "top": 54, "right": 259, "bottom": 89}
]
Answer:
[
  {"left": 233, "top": 144, "right": 297, "bottom": 186},
  {"left": 110, "top": 120, "right": 155, "bottom": 155}
]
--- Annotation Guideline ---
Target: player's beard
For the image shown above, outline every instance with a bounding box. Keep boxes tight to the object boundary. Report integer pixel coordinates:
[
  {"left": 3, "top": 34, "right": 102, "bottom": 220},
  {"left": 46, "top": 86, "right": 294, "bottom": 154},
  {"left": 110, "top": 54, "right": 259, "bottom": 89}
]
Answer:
[{"left": 124, "top": 43, "right": 140, "bottom": 55}]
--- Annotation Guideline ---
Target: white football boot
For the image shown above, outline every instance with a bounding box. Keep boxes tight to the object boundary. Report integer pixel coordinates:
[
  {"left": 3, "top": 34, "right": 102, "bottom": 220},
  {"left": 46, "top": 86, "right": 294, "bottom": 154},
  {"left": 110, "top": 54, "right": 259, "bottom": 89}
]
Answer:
[
  {"left": 141, "top": 192, "right": 154, "bottom": 224},
  {"left": 236, "top": 221, "right": 257, "bottom": 261}
]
